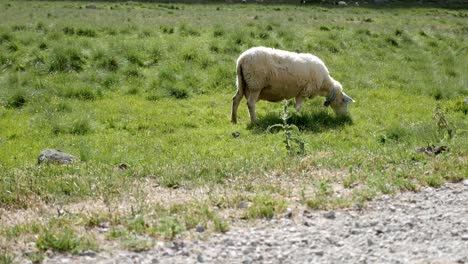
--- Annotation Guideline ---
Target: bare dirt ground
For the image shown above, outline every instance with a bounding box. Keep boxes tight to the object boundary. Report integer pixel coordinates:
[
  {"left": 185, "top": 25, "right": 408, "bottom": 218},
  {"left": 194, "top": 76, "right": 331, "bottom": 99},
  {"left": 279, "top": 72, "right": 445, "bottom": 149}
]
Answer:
[{"left": 43, "top": 181, "right": 468, "bottom": 264}]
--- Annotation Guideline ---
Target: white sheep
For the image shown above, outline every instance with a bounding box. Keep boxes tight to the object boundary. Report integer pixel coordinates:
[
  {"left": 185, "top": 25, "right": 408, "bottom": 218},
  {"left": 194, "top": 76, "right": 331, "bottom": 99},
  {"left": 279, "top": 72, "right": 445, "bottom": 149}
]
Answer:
[
  {"left": 338, "top": 1, "right": 348, "bottom": 6},
  {"left": 231, "top": 46, "right": 354, "bottom": 124}
]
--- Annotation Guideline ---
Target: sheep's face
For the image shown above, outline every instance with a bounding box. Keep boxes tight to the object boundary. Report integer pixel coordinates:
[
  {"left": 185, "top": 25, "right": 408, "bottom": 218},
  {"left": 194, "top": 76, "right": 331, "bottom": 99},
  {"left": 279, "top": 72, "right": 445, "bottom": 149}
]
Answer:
[{"left": 325, "top": 82, "right": 355, "bottom": 115}]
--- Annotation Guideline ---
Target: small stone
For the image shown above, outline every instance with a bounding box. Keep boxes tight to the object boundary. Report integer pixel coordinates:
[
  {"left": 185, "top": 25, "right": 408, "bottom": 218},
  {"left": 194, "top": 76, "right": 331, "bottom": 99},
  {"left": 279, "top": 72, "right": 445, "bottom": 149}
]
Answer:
[
  {"left": 98, "top": 221, "right": 111, "bottom": 229},
  {"left": 461, "top": 235, "right": 468, "bottom": 241},
  {"left": 464, "top": 97, "right": 468, "bottom": 105},
  {"left": 232, "top": 131, "right": 241, "bottom": 138},
  {"left": 323, "top": 211, "right": 336, "bottom": 219},
  {"left": 352, "top": 203, "right": 363, "bottom": 211},
  {"left": 303, "top": 210, "right": 312, "bottom": 216},
  {"left": 303, "top": 219, "right": 315, "bottom": 227},
  {"left": 196, "top": 224, "right": 205, "bottom": 233},
  {"left": 367, "top": 238, "right": 374, "bottom": 246},
  {"left": 463, "top": 180, "right": 468, "bottom": 186},
  {"left": 314, "top": 250, "right": 324, "bottom": 256},
  {"left": 239, "top": 201, "right": 250, "bottom": 209},
  {"left": 78, "top": 250, "right": 96, "bottom": 257},
  {"left": 197, "top": 254, "right": 204, "bottom": 263}
]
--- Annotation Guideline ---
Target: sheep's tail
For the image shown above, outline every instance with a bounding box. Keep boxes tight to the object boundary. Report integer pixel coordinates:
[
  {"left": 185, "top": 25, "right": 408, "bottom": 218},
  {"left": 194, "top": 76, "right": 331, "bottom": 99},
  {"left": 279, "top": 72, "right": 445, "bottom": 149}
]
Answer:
[{"left": 236, "top": 60, "right": 246, "bottom": 97}]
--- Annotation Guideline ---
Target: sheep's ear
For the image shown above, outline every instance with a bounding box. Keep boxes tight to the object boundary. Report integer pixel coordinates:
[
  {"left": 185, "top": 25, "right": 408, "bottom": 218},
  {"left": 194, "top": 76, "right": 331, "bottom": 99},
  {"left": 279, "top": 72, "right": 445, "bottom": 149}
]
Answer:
[{"left": 343, "top": 92, "right": 355, "bottom": 103}]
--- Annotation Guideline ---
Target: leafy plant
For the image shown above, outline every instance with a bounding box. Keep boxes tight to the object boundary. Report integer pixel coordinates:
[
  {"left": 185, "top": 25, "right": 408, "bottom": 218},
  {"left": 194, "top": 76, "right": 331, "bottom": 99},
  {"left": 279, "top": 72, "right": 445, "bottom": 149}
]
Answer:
[
  {"left": 156, "top": 216, "right": 184, "bottom": 240},
  {"left": 267, "top": 100, "right": 306, "bottom": 155},
  {"left": 433, "top": 104, "right": 453, "bottom": 141}
]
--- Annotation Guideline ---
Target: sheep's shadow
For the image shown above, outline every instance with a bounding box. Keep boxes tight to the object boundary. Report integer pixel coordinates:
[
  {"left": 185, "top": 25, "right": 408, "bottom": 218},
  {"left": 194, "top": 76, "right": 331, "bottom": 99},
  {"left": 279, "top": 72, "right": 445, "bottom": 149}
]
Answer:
[{"left": 247, "top": 110, "right": 352, "bottom": 134}]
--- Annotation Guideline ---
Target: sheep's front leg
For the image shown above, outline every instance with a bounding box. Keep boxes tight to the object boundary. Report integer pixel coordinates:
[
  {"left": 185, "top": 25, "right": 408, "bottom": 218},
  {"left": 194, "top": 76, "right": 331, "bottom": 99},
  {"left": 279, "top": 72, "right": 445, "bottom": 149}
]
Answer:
[
  {"left": 231, "top": 90, "right": 243, "bottom": 124},
  {"left": 247, "top": 91, "right": 260, "bottom": 123},
  {"left": 295, "top": 96, "right": 305, "bottom": 111}
]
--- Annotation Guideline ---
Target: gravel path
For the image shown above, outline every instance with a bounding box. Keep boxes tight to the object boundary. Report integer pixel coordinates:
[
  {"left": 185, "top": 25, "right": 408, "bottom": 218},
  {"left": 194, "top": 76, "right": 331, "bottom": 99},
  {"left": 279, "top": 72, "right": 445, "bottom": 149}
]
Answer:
[{"left": 45, "top": 182, "right": 468, "bottom": 264}]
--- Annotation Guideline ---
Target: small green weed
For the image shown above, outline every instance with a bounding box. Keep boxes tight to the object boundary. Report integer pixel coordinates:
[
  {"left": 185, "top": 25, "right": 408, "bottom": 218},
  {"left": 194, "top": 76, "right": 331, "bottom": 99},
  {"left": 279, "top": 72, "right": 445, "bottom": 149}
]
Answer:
[
  {"left": 267, "top": 100, "right": 306, "bottom": 155},
  {"left": 433, "top": 104, "right": 453, "bottom": 141},
  {"left": 426, "top": 174, "right": 444, "bottom": 187},
  {"left": 36, "top": 228, "right": 96, "bottom": 254},
  {"left": 244, "top": 193, "right": 287, "bottom": 219},
  {"left": 306, "top": 196, "right": 327, "bottom": 210},
  {"left": 213, "top": 217, "right": 229, "bottom": 233},
  {"left": 156, "top": 216, "right": 184, "bottom": 240}
]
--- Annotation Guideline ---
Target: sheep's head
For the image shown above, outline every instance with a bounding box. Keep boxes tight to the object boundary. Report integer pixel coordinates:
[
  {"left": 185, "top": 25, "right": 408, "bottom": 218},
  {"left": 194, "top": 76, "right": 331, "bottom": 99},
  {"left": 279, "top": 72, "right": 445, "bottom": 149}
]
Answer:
[{"left": 324, "top": 81, "right": 355, "bottom": 115}]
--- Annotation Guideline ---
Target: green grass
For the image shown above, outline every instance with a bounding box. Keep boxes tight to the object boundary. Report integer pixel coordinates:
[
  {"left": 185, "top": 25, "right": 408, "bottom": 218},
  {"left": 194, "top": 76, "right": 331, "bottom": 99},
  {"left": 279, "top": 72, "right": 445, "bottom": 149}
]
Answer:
[
  {"left": 36, "top": 228, "right": 96, "bottom": 254},
  {"left": 0, "top": 0, "right": 467, "bottom": 258},
  {"left": 244, "top": 192, "right": 288, "bottom": 219}
]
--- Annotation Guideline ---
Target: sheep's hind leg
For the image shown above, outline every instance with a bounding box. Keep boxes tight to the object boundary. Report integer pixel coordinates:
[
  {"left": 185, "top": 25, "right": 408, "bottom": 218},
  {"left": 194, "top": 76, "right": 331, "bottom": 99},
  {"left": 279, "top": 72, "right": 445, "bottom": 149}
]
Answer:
[
  {"left": 231, "top": 90, "right": 243, "bottom": 124},
  {"left": 247, "top": 91, "right": 261, "bottom": 123}
]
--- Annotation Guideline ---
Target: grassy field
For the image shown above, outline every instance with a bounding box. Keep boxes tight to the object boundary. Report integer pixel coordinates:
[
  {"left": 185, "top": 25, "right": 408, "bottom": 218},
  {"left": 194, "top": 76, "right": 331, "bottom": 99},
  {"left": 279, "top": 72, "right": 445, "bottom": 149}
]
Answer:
[{"left": 0, "top": 0, "right": 467, "bottom": 261}]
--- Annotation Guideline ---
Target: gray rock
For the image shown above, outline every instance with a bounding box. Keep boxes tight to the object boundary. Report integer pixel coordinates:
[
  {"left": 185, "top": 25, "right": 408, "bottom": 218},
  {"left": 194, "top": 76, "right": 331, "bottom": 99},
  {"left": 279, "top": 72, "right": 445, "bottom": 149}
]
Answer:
[
  {"left": 38, "top": 149, "right": 78, "bottom": 165},
  {"left": 323, "top": 211, "right": 336, "bottom": 219},
  {"left": 196, "top": 224, "right": 205, "bottom": 233},
  {"left": 78, "top": 250, "right": 96, "bottom": 257},
  {"left": 239, "top": 201, "right": 250, "bottom": 209},
  {"left": 463, "top": 179, "right": 468, "bottom": 186}
]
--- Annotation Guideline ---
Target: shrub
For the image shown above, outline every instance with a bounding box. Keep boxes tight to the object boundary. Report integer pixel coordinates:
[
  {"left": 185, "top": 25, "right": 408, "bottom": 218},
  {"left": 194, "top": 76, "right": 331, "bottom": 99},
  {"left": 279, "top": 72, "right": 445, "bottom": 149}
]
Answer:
[
  {"left": 70, "top": 119, "right": 92, "bottom": 135},
  {"left": 62, "top": 86, "right": 96, "bottom": 100},
  {"left": 213, "top": 26, "right": 225, "bottom": 37},
  {"left": 124, "top": 67, "right": 142, "bottom": 78},
  {"left": 63, "top": 26, "right": 75, "bottom": 35},
  {"left": 168, "top": 87, "right": 190, "bottom": 99},
  {"left": 76, "top": 28, "right": 97, "bottom": 37},
  {"left": 100, "top": 57, "right": 119, "bottom": 71},
  {"left": 160, "top": 25, "right": 174, "bottom": 34},
  {"left": 48, "top": 47, "right": 85, "bottom": 72},
  {"left": 6, "top": 93, "right": 27, "bottom": 109}
]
